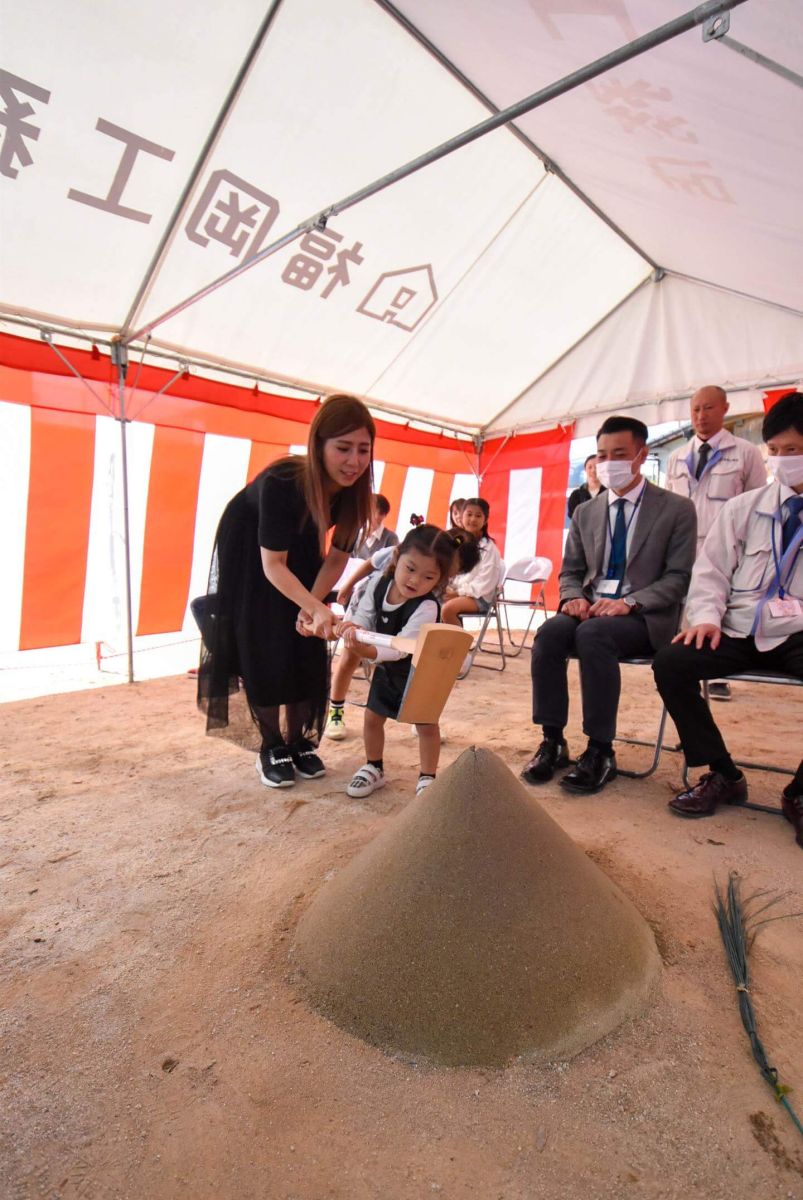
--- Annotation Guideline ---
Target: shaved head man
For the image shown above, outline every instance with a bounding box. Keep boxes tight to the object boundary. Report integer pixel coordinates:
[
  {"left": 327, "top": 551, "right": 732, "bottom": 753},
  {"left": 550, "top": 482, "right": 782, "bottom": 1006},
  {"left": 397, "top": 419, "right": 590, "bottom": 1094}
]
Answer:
[
  {"left": 689, "top": 385, "right": 729, "bottom": 442},
  {"left": 666, "top": 385, "right": 766, "bottom": 550},
  {"left": 665, "top": 384, "right": 767, "bottom": 699}
]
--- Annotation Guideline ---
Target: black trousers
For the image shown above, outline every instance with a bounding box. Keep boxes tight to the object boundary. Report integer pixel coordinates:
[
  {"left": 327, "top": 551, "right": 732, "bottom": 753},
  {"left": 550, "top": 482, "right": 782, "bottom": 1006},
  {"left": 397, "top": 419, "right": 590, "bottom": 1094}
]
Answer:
[
  {"left": 652, "top": 631, "right": 803, "bottom": 768},
  {"left": 531, "top": 613, "right": 653, "bottom": 744}
]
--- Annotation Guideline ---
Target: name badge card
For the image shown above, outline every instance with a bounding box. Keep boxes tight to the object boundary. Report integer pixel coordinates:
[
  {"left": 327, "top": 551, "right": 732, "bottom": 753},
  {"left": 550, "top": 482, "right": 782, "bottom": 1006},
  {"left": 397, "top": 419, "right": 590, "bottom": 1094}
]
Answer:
[
  {"left": 768, "top": 597, "right": 802, "bottom": 618},
  {"left": 596, "top": 579, "right": 621, "bottom": 597}
]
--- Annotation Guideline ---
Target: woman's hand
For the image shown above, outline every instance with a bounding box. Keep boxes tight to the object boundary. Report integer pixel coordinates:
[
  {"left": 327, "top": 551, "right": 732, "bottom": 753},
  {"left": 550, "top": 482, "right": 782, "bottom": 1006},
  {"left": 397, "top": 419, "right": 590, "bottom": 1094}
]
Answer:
[
  {"left": 296, "top": 609, "right": 315, "bottom": 637},
  {"left": 309, "top": 605, "right": 337, "bottom": 640},
  {"left": 336, "top": 584, "right": 353, "bottom": 607}
]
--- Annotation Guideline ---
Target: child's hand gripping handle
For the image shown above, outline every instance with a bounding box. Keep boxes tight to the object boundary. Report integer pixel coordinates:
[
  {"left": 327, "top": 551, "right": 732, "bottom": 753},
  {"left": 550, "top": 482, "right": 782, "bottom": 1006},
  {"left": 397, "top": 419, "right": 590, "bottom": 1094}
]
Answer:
[{"left": 352, "top": 630, "right": 395, "bottom": 649}]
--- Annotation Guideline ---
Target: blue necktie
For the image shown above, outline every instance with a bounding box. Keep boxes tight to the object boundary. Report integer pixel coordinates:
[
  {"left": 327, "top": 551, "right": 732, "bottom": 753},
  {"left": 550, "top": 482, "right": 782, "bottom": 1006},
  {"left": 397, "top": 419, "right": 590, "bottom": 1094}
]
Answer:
[
  {"left": 607, "top": 499, "right": 627, "bottom": 587},
  {"left": 782, "top": 496, "right": 803, "bottom": 554}
]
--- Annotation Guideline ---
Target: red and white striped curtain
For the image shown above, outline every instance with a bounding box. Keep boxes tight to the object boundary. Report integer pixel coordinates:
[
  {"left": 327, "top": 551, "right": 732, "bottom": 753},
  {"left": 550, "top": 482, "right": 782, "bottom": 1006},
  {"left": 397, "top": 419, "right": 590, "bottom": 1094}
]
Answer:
[{"left": 0, "top": 334, "right": 571, "bottom": 654}]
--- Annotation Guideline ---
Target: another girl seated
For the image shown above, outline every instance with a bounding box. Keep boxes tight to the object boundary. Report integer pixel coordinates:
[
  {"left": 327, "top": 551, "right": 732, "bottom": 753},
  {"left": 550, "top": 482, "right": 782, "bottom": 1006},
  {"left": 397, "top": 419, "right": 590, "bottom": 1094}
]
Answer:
[
  {"left": 441, "top": 497, "right": 503, "bottom": 625},
  {"left": 335, "top": 525, "right": 467, "bottom": 797},
  {"left": 327, "top": 529, "right": 478, "bottom": 740},
  {"left": 449, "top": 497, "right": 466, "bottom": 528}
]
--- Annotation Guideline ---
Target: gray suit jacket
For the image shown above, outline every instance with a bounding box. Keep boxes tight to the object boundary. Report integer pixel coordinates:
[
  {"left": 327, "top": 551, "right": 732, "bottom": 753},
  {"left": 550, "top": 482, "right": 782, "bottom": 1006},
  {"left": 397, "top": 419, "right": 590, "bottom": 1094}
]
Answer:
[{"left": 559, "top": 480, "right": 697, "bottom": 651}]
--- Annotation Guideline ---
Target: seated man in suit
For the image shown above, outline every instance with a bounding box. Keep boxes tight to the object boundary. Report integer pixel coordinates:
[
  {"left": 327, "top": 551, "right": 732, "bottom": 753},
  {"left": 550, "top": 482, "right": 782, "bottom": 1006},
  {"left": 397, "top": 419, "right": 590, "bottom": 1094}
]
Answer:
[
  {"left": 652, "top": 391, "right": 803, "bottom": 846},
  {"left": 522, "top": 416, "right": 697, "bottom": 794}
]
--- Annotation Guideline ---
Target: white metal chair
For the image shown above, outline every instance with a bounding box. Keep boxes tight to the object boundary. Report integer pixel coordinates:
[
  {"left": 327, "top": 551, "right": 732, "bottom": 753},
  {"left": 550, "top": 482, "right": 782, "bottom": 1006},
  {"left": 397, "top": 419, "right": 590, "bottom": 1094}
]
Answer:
[
  {"left": 493, "top": 556, "right": 553, "bottom": 659},
  {"left": 617, "top": 667, "right": 800, "bottom": 815},
  {"left": 457, "top": 560, "right": 508, "bottom": 677}
]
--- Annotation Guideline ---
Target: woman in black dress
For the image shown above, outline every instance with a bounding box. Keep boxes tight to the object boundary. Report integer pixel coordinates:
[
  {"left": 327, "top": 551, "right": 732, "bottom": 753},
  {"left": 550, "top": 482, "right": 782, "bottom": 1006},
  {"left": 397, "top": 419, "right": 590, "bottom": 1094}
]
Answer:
[{"left": 197, "top": 394, "right": 375, "bottom": 788}]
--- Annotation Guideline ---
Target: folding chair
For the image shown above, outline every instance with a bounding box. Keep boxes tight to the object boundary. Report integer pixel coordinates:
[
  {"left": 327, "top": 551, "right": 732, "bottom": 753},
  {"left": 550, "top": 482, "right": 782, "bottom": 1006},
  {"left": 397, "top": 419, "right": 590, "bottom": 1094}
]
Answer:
[
  {"left": 494, "top": 556, "right": 552, "bottom": 659},
  {"left": 679, "top": 671, "right": 802, "bottom": 813},
  {"left": 615, "top": 665, "right": 800, "bottom": 814},
  {"left": 457, "top": 560, "right": 508, "bottom": 677},
  {"left": 614, "top": 658, "right": 678, "bottom": 780}
]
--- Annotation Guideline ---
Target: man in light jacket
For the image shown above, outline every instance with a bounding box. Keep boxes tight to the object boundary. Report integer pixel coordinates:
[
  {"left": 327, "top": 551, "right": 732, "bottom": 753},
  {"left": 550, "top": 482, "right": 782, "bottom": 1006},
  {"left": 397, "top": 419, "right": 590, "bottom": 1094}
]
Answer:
[
  {"left": 653, "top": 391, "right": 803, "bottom": 847},
  {"left": 665, "top": 385, "right": 767, "bottom": 700}
]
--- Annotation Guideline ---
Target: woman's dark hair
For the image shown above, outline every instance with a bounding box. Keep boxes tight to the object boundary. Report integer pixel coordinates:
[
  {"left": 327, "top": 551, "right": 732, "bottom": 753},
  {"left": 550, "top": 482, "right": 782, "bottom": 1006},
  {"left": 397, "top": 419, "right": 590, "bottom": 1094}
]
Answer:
[
  {"left": 448, "top": 528, "right": 480, "bottom": 574},
  {"left": 462, "top": 496, "right": 491, "bottom": 540},
  {"left": 373, "top": 493, "right": 391, "bottom": 518},
  {"left": 762, "top": 391, "right": 803, "bottom": 441},
  {"left": 384, "top": 523, "right": 467, "bottom": 590},
  {"left": 280, "top": 394, "right": 375, "bottom": 552}
]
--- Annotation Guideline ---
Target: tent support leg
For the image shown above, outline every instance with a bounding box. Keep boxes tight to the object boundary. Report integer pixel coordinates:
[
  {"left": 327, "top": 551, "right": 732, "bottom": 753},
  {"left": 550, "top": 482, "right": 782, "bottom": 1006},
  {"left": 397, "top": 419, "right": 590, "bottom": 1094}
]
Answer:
[{"left": 112, "top": 342, "right": 135, "bottom": 686}]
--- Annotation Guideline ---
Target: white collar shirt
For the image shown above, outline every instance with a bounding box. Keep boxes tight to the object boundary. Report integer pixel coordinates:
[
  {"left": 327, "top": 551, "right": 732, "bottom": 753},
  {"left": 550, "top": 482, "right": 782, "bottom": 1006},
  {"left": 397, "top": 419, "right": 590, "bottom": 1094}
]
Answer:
[
  {"left": 693, "top": 427, "right": 726, "bottom": 475},
  {"left": 363, "top": 523, "right": 385, "bottom": 552}
]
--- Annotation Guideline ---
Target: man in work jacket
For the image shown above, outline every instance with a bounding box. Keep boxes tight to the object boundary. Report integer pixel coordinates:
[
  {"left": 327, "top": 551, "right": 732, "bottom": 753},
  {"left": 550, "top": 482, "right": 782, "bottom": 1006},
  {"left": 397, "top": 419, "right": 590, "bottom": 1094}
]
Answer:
[
  {"left": 653, "top": 391, "right": 803, "bottom": 849},
  {"left": 665, "top": 384, "right": 767, "bottom": 700}
]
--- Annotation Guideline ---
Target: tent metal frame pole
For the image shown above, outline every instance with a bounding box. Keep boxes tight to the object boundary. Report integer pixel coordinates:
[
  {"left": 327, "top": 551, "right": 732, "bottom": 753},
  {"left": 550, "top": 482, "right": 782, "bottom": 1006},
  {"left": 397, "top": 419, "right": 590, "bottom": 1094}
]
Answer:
[
  {"left": 38, "top": 330, "right": 116, "bottom": 417},
  {"left": 485, "top": 274, "right": 655, "bottom": 433},
  {"left": 718, "top": 34, "right": 803, "bottom": 89},
  {"left": 1, "top": 314, "right": 478, "bottom": 439},
  {"left": 372, "top": 0, "right": 659, "bottom": 271},
  {"left": 118, "top": 0, "right": 287, "bottom": 339},
  {"left": 111, "top": 342, "right": 136, "bottom": 686},
  {"left": 123, "top": 0, "right": 748, "bottom": 347}
]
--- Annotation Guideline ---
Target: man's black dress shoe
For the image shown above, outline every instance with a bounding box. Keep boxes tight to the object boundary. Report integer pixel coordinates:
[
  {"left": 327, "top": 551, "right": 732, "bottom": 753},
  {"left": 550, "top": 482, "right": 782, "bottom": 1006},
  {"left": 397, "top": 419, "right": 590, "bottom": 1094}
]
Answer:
[
  {"left": 560, "top": 746, "right": 617, "bottom": 794},
  {"left": 668, "top": 770, "right": 747, "bottom": 817},
  {"left": 781, "top": 782, "right": 803, "bottom": 848},
  {"left": 521, "top": 739, "right": 570, "bottom": 784}
]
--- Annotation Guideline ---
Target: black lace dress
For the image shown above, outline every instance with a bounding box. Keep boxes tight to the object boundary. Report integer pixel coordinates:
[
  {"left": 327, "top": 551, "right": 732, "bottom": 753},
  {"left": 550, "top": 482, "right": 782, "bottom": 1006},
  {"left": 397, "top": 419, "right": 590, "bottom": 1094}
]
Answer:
[{"left": 197, "top": 460, "right": 342, "bottom": 750}]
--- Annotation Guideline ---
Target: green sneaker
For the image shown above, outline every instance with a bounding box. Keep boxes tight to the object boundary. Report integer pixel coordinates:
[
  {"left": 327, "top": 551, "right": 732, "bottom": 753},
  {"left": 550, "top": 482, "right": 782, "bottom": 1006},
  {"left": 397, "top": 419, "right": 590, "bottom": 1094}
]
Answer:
[{"left": 326, "top": 706, "right": 346, "bottom": 740}]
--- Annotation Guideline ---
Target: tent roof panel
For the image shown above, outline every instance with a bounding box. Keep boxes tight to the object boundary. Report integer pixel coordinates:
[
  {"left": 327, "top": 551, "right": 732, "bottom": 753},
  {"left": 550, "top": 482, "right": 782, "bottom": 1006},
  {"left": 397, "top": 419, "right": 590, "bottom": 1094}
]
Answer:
[
  {"left": 0, "top": 0, "right": 269, "bottom": 325},
  {"left": 393, "top": 0, "right": 803, "bottom": 312},
  {"left": 2, "top": 0, "right": 800, "bottom": 435},
  {"left": 493, "top": 273, "right": 803, "bottom": 433}
]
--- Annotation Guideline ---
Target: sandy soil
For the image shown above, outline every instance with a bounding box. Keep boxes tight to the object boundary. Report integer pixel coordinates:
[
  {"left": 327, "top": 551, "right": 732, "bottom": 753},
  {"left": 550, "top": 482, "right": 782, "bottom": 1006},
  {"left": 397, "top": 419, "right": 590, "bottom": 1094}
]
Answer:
[{"left": 1, "top": 649, "right": 802, "bottom": 1200}]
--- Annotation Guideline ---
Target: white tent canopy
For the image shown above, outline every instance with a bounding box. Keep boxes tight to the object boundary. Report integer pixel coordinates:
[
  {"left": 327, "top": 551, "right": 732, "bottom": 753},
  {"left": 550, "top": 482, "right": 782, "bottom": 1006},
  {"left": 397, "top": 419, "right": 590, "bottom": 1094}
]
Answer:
[{"left": 2, "top": 0, "right": 802, "bottom": 435}]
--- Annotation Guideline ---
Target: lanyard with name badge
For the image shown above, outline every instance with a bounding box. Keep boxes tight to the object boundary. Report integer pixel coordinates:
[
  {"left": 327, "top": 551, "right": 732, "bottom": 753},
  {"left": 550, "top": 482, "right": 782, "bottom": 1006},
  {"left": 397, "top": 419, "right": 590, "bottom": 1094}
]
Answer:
[
  {"left": 596, "top": 490, "right": 644, "bottom": 597},
  {"left": 750, "top": 518, "right": 803, "bottom": 632}
]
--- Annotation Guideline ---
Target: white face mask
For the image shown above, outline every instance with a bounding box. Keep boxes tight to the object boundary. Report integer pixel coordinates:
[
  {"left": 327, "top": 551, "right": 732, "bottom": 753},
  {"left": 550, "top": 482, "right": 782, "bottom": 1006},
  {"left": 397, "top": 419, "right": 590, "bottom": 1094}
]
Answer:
[
  {"left": 767, "top": 455, "right": 803, "bottom": 488},
  {"left": 596, "top": 459, "right": 640, "bottom": 491}
]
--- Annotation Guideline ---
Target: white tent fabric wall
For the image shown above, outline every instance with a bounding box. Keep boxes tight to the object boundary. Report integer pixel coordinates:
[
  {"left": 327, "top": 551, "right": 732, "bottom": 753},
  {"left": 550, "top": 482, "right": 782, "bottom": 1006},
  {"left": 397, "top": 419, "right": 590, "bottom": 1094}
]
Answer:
[
  {"left": 1, "top": 0, "right": 801, "bottom": 435},
  {"left": 499, "top": 274, "right": 803, "bottom": 435}
]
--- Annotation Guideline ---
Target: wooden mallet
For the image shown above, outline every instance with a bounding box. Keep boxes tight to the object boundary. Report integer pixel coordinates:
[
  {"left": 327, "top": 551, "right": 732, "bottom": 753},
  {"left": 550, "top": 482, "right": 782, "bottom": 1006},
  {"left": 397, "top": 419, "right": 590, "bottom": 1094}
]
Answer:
[{"left": 351, "top": 623, "right": 472, "bottom": 724}]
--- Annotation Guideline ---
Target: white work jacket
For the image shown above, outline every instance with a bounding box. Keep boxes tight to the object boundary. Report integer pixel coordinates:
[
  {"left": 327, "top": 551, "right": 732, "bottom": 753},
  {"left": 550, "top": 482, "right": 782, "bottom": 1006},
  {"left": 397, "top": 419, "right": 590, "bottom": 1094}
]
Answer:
[
  {"left": 665, "top": 430, "right": 767, "bottom": 549},
  {"left": 686, "top": 483, "right": 803, "bottom": 652}
]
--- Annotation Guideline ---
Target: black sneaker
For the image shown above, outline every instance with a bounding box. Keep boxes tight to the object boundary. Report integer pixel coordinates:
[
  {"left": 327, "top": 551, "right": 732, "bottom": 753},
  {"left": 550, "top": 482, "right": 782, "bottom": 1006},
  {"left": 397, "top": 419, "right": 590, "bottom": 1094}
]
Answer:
[
  {"left": 521, "top": 739, "right": 570, "bottom": 784},
  {"left": 709, "top": 681, "right": 732, "bottom": 702},
  {"left": 289, "top": 737, "right": 326, "bottom": 779},
  {"left": 255, "top": 745, "right": 295, "bottom": 788}
]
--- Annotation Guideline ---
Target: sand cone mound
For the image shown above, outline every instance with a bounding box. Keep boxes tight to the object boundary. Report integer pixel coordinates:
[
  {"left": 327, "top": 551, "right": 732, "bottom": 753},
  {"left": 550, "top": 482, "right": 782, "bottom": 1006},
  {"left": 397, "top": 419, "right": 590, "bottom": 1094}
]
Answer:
[{"left": 292, "top": 747, "right": 660, "bottom": 1066}]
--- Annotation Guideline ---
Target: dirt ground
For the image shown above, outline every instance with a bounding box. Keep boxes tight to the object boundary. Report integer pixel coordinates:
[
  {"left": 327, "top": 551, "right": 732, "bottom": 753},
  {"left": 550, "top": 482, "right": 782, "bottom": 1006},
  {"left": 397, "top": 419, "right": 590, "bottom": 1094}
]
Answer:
[{"left": 1, "top": 648, "right": 802, "bottom": 1200}]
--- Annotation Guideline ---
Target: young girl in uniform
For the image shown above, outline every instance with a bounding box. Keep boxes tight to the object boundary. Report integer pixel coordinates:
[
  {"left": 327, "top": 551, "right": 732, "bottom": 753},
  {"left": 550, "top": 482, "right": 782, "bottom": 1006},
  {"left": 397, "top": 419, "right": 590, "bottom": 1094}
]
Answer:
[
  {"left": 441, "top": 497, "right": 503, "bottom": 625},
  {"left": 326, "top": 529, "right": 479, "bottom": 740},
  {"left": 197, "top": 394, "right": 375, "bottom": 788},
  {"left": 336, "top": 524, "right": 463, "bottom": 797}
]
